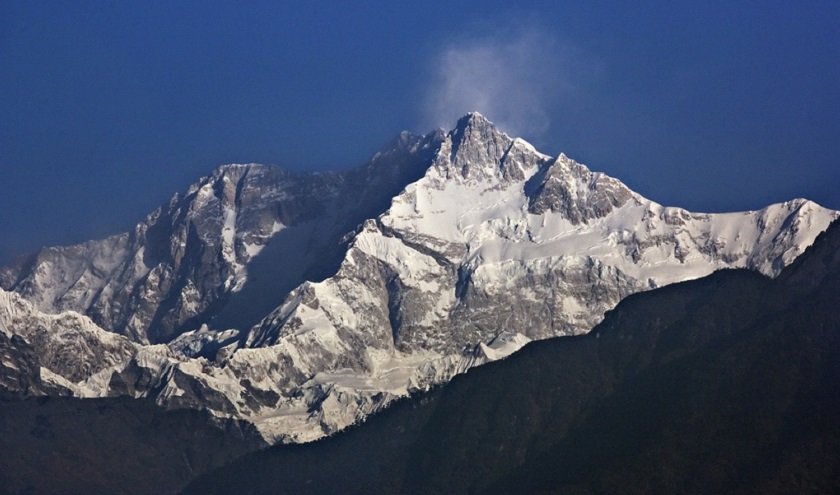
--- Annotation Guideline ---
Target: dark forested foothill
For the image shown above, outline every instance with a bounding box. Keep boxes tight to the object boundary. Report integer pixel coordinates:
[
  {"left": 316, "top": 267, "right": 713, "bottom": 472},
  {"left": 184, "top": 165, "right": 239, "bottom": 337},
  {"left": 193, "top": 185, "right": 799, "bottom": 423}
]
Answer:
[{"left": 0, "top": 396, "right": 264, "bottom": 495}]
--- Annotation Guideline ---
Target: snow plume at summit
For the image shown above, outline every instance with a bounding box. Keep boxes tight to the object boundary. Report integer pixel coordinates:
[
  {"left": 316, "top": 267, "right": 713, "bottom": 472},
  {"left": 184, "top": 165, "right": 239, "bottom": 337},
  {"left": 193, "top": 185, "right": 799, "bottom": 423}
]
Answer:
[{"left": 422, "top": 25, "right": 592, "bottom": 138}]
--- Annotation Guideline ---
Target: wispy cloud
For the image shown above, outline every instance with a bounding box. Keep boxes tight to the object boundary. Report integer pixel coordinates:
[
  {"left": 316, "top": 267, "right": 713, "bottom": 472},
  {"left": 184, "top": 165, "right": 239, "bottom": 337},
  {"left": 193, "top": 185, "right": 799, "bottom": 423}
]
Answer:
[{"left": 420, "top": 24, "right": 597, "bottom": 139}]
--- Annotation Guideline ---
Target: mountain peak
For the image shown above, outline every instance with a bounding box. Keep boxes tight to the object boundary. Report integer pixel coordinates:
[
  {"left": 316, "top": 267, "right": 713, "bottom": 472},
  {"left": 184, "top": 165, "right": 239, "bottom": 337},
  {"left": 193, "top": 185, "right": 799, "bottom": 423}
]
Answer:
[
  {"left": 525, "top": 153, "right": 636, "bottom": 222},
  {"left": 450, "top": 111, "right": 505, "bottom": 142},
  {"left": 453, "top": 111, "right": 497, "bottom": 134},
  {"left": 431, "top": 112, "right": 522, "bottom": 183},
  {"left": 212, "top": 162, "right": 270, "bottom": 176},
  {"left": 452, "top": 111, "right": 503, "bottom": 137}
]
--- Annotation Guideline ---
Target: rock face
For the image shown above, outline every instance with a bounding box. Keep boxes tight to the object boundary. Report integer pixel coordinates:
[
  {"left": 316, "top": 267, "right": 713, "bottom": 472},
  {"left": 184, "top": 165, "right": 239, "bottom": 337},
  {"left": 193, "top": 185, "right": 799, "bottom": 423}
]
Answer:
[
  {"left": 1, "top": 113, "right": 837, "bottom": 443},
  {"left": 0, "top": 332, "right": 62, "bottom": 397}
]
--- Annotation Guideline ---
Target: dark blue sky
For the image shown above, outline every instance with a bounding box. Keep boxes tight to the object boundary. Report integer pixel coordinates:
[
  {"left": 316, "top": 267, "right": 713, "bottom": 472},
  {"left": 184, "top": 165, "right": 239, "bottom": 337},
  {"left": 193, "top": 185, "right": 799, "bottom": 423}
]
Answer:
[{"left": 2, "top": 1, "right": 838, "bottom": 262}]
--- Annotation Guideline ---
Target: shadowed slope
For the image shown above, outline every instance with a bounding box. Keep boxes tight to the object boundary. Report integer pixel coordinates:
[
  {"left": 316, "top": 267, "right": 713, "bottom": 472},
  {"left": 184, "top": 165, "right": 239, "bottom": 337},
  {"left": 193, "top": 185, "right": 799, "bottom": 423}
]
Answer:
[{"left": 0, "top": 395, "right": 265, "bottom": 495}]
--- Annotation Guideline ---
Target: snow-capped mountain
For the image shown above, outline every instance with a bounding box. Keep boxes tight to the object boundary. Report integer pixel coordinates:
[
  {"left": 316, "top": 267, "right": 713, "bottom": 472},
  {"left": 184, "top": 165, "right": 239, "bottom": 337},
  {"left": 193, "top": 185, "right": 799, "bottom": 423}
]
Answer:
[{"left": 1, "top": 113, "right": 836, "bottom": 443}]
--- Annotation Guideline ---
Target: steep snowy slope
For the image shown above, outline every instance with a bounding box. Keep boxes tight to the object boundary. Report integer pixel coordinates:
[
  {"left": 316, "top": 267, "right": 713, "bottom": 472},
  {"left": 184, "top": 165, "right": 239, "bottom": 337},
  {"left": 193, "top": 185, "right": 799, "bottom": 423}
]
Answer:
[
  {"left": 252, "top": 114, "right": 832, "bottom": 349},
  {"left": 1, "top": 113, "right": 836, "bottom": 444},
  {"left": 0, "top": 131, "right": 440, "bottom": 344}
]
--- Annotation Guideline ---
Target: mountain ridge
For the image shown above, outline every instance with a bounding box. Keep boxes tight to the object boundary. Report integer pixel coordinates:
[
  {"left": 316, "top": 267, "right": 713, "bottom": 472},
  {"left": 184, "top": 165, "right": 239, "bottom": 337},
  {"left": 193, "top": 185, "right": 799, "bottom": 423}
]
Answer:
[{"left": 1, "top": 113, "right": 837, "bottom": 443}]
